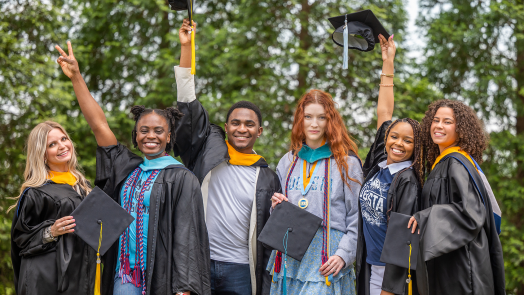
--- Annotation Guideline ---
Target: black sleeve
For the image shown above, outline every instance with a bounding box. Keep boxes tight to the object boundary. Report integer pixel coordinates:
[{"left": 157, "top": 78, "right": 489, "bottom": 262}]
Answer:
[
  {"left": 11, "top": 189, "right": 57, "bottom": 257},
  {"left": 171, "top": 171, "right": 211, "bottom": 295},
  {"left": 95, "top": 143, "right": 143, "bottom": 199},
  {"left": 414, "top": 160, "right": 486, "bottom": 261},
  {"left": 174, "top": 100, "right": 212, "bottom": 170},
  {"left": 394, "top": 178, "right": 420, "bottom": 217},
  {"left": 382, "top": 178, "right": 420, "bottom": 294},
  {"left": 261, "top": 171, "right": 282, "bottom": 295},
  {"left": 362, "top": 120, "right": 392, "bottom": 178}
]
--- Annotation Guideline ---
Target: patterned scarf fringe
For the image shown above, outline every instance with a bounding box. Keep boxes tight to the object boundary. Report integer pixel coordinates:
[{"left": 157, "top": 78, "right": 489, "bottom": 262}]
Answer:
[
  {"left": 117, "top": 166, "right": 159, "bottom": 295},
  {"left": 274, "top": 251, "right": 283, "bottom": 273}
]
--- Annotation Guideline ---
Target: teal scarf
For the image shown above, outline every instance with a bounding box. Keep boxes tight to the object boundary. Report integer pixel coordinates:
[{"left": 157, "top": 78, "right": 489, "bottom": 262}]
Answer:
[{"left": 298, "top": 143, "right": 332, "bottom": 163}]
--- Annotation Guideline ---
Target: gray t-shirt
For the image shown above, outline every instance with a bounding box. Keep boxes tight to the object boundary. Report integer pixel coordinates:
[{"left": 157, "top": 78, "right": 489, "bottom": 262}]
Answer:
[{"left": 207, "top": 161, "right": 257, "bottom": 264}]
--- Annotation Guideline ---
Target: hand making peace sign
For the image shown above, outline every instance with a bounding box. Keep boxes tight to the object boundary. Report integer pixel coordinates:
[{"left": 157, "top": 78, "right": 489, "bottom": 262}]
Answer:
[{"left": 55, "top": 41, "right": 80, "bottom": 79}]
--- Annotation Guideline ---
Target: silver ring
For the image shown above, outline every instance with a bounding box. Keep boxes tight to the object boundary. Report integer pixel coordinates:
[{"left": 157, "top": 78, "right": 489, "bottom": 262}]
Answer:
[
  {"left": 62, "top": 226, "right": 65, "bottom": 231},
  {"left": 327, "top": 261, "right": 331, "bottom": 266}
]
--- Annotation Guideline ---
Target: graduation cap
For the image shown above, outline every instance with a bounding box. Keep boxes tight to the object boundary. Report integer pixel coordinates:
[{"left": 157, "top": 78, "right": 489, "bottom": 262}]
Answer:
[
  {"left": 380, "top": 212, "right": 420, "bottom": 293},
  {"left": 328, "top": 10, "right": 390, "bottom": 69},
  {"left": 167, "top": 0, "right": 193, "bottom": 22},
  {"left": 258, "top": 201, "right": 322, "bottom": 261},
  {"left": 71, "top": 186, "right": 134, "bottom": 294},
  {"left": 168, "top": 0, "right": 197, "bottom": 74}
]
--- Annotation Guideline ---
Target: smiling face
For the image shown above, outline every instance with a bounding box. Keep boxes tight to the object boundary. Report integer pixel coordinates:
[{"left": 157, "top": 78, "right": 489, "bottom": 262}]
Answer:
[
  {"left": 136, "top": 112, "right": 171, "bottom": 160},
  {"left": 385, "top": 122, "right": 415, "bottom": 165},
  {"left": 430, "top": 107, "right": 459, "bottom": 153},
  {"left": 225, "top": 108, "right": 262, "bottom": 154},
  {"left": 45, "top": 128, "right": 73, "bottom": 172},
  {"left": 303, "top": 103, "right": 327, "bottom": 148}
]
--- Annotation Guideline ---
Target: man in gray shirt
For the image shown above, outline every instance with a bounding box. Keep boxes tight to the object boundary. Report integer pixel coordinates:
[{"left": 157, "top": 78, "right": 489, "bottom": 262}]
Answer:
[{"left": 173, "top": 20, "right": 281, "bottom": 295}]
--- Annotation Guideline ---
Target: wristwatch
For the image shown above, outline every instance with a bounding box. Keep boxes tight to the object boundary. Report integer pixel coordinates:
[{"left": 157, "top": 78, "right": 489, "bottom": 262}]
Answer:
[{"left": 43, "top": 226, "right": 58, "bottom": 243}]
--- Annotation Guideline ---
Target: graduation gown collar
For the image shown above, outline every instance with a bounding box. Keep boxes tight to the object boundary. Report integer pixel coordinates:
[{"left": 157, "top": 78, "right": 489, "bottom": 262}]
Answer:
[
  {"left": 47, "top": 171, "right": 77, "bottom": 186},
  {"left": 226, "top": 140, "right": 268, "bottom": 167},
  {"left": 432, "top": 146, "right": 477, "bottom": 172},
  {"left": 139, "top": 154, "right": 182, "bottom": 171},
  {"left": 298, "top": 141, "right": 332, "bottom": 163}
]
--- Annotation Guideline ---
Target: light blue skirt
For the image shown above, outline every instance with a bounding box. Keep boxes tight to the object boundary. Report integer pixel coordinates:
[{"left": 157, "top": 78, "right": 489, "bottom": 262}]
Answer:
[{"left": 266, "top": 228, "right": 356, "bottom": 295}]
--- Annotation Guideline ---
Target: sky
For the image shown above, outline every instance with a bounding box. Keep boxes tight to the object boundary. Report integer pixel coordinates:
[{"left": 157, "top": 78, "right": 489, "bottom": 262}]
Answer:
[{"left": 405, "top": 0, "right": 425, "bottom": 63}]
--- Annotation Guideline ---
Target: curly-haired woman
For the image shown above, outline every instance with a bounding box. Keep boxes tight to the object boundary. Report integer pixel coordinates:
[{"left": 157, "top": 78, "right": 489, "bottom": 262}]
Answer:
[
  {"left": 268, "top": 89, "right": 363, "bottom": 294},
  {"left": 355, "top": 34, "right": 424, "bottom": 295},
  {"left": 55, "top": 41, "right": 211, "bottom": 295},
  {"left": 408, "top": 100, "right": 505, "bottom": 295},
  {"left": 10, "top": 121, "right": 96, "bottom": 295}
]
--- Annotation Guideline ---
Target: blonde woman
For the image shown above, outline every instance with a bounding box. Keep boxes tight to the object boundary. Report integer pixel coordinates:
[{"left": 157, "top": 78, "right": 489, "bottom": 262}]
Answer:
[{"left": 10, "top": 121, "right": 96, "bottom": 295}]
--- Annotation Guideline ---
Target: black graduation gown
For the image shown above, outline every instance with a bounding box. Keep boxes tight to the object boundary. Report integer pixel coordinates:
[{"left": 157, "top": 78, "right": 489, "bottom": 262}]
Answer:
[
  {"left": 356, "top": 120, "right": 421, "bottom": 295},
  {"left": 11, "top": 182, "right": 97, "bottom": 295},
  {"left": 414, "top": 154, "right": 505, "bottom": 295},
  {"left": 96, "top": 143, "right": 211, "bottom": 295}
]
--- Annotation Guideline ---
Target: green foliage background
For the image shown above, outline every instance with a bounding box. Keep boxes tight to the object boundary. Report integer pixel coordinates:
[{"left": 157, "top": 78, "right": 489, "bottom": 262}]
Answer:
[{"left": 0, "top": 0, "right": 522, "bottom": 294}]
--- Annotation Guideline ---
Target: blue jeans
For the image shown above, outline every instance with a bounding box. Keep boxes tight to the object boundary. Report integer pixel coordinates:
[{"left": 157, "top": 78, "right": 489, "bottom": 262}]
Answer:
[
  {"left": 113, "top": 273, "right": 143, "bottom": 295},
  {"left": 211, "top": 259, "right": 251, "bottom": 295}
]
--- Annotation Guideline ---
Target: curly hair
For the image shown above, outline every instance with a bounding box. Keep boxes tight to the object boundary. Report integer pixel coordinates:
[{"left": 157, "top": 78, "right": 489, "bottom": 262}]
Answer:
[
  {"left": 384, "top": 118, "right": 425, "bottom": 186},
  {"left": 290, "top": 89, "right": 360, "bottom": 187},
  {"left": 130, "top": 105, "right": 184, "bottom": 153},
  {"left": 421, "top": 99, "right": 489, "bottom": 171}
]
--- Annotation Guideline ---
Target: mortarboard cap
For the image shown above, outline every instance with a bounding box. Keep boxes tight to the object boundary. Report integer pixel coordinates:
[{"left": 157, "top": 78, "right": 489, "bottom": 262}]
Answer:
[
  {"left": 168, "top": 0, "right": 194, "bottom": 24},
  {"left": 328, "top": 10, "right": 390, "bottom": 52},
  {"left": 380, "top": 212, "right": 420, "bottom": 270},
  {"left": 71, "top": 186, "right": 134, "bottom": 256},
  {"left": 167, "top": 0, "right": 197, "bottom": 74},
  {"left": 258, "top": 201, "right": 322, "bottom": 261}
]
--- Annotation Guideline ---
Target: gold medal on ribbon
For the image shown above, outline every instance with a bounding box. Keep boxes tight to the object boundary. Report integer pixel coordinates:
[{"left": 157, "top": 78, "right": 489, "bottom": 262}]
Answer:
[{"left": 298, "top": 198, "right": 308, "bottom": 209}]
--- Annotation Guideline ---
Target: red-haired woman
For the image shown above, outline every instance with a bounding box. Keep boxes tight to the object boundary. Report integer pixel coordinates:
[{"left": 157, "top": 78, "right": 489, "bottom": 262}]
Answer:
[{"left": 268, "top": 90, "right": 362, "bottom": 294}]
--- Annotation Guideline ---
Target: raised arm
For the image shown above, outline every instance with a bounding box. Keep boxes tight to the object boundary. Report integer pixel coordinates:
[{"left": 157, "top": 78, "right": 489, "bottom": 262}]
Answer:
[
  {"left": 180, "top": 19, "right": 192, "bottom": 68},
  {"left": 174, "top": 20, "right": 214, "bottom": 170},
  {"left": 376, "top": 34, "right": 396, "bottom": 130},
  {"left": 55, "top": 41, "right": 117, "bottom": 147}
]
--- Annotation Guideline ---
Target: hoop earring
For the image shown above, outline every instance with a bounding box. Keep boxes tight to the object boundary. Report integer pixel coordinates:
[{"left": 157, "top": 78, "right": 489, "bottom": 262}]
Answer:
[
  {"left": 44, "top": 158, "right": 48, "bottom": 165},
  {"left": 383, "top": 147, "right": 387, "bottom": 155}
]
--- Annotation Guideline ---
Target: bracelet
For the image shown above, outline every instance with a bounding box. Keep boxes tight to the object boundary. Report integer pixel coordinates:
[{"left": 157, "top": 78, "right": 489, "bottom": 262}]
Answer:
[
  {"left": 379, "top": 84, "right": 394, "bottom": 87},
  {"left": 381, "top": 73, "right": 394, "bottom": 77},
  {"left": 43, "top": 226, "right": 58, "bottom": 243}
]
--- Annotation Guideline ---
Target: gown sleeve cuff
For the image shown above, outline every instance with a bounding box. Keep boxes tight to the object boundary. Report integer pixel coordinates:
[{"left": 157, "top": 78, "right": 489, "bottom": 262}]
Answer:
[
  {"left": 174, "top": 66, "right": 196, "bottom": 103},
  {"left": 335, "top": 248, "right": 353, "bottom": 268}
]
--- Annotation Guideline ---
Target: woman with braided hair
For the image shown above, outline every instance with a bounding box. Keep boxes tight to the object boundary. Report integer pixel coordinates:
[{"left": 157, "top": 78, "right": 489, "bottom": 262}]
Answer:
[
  {"left": 408, "top": 99, "right": 505, "bottom": 295},
  {"left": 355, "top": 34, "right": 424, "bottom": 295},
  {"left": 55, "top": 41, "right": 210, "bottom": 295}
]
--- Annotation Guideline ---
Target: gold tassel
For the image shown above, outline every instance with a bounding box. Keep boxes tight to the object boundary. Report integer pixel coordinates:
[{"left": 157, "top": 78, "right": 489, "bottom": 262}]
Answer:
[
  {"left": 325, "top": 277, "right": 331, "bottom": 286},
  {"left": 190, "top": 0, "right": 196, "bottom": 75},
  {"left": 191, "top": 24, "right": 196, "bottom": 75},
  {"left": 94, "top": 222, "right": 103, "bottom": 295},
  {"left": 408, "top": 243, "right": 412, "bottom": 295}
]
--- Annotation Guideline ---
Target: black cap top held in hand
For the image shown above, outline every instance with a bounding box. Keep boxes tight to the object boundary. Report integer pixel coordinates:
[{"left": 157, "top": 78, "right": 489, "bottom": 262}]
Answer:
[
  {"left": 380, "top": 212, "right": 420, "bottom": 270},
  {"left": 70, "top": 186, "right": 134, "bottom": 256},
  {"left": 258, "top": 201, "right": 322, "bottom": 261},
  {"left": 168, "top": 0, "right": 194, "bottom": 24},
  {"left": 328, "top": 9, "right": 390, "bottom": 52}
]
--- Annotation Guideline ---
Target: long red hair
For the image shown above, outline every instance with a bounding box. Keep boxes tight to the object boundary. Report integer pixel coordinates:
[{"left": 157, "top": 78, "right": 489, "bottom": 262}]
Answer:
[{"left": 290, "top": 89, "right": 360, "bottom": 187}]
